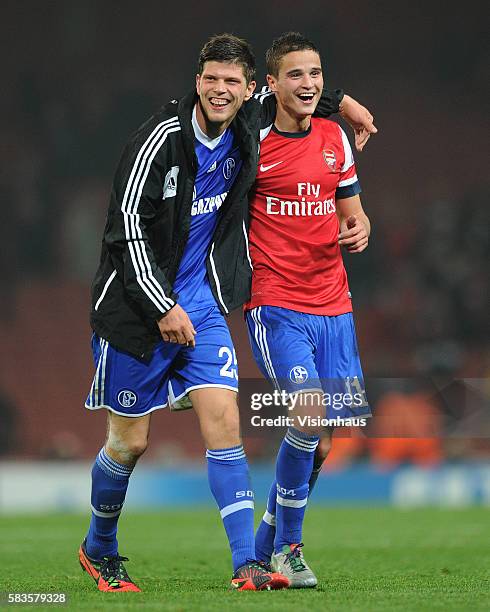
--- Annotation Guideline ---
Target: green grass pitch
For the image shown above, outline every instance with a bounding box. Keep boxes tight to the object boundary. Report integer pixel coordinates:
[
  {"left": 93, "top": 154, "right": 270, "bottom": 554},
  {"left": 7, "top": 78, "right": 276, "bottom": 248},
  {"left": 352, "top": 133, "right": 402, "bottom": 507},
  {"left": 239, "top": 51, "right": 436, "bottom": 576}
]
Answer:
[{"left": 1, "top": 508, "right": 489, "bottom": 611}]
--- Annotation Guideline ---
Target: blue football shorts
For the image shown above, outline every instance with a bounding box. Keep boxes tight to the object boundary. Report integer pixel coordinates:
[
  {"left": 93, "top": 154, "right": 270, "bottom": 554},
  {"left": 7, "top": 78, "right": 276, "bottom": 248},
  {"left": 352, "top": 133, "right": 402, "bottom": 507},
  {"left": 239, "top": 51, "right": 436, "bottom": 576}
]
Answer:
[
  {"left": 246, "top": 305, "right": 371, "bottom": 420},
  {"left": 85, "top": 306, "right": 238, "bottom": 417}
]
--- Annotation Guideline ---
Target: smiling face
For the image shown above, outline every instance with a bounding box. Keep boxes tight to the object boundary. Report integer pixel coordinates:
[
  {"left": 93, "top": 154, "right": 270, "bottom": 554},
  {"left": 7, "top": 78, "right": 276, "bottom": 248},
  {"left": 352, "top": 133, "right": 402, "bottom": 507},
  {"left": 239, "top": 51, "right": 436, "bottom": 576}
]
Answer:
[
  {"left": 267, "top": 50, "right": 323, "bottom": 127},
  {"left": 196, "top": 61, "right": 256, "bottom": 136}
]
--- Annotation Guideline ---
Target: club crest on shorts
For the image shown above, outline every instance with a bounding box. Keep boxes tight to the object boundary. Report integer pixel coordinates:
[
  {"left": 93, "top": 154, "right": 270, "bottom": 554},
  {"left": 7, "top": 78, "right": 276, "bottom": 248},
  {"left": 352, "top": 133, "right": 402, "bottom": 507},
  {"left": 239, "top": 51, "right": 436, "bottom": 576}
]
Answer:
[
  {"left": 117, "top": 390, "right": 137, "bottom": 408},
  {"left": 322, "top": 149, "right": 336, "bottom": 171},
  {"left": 223, "top": 157, "right": 236, "bottom": 180},
  {"left": 289, "top": 365, "right": 309, "bottom": 384}
]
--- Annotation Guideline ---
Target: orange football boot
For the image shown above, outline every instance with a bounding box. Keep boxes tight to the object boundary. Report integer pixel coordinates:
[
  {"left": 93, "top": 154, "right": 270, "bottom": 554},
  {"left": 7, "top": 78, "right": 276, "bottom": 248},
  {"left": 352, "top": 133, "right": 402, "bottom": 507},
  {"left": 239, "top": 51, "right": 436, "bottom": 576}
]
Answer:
[
  {"left": 230, "top": 560, "right": 290, "bottom": 591},
  {"left": 78, "top": 539, "right": 141, "bottom": 592}
]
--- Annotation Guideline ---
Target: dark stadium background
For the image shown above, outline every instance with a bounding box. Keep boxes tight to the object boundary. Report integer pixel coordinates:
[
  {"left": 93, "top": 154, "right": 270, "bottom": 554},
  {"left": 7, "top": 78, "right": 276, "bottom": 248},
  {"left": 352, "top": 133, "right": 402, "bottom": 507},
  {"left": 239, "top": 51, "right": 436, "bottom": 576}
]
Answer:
[{"left": 1, "top": 0, "right": 489, "bottom": 508}]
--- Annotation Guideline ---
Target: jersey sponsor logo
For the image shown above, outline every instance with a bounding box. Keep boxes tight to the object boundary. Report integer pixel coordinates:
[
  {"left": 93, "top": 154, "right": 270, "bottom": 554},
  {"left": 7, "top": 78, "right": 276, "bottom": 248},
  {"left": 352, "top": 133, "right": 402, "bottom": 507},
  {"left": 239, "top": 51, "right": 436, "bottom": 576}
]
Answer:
[
  {"left": 207, "top": 160, "right": 217, "bottom": 173},
  {"left": 223, "top": 157, "right": 236, "bottom": 180},
  {"left": 266, "top": 195, "right": 336, "bottom": 216},
  {"left": 162, "top": 166, "right": 180, "bottom": 199},
  {"left": 117, "top": 390, "right": 137, "bottom": 408},
  {"left": 323, "top": 148, "right": 337, "bottom": 170},
  {"left": 191, "top": 191, "right": 227, "bottom": 216},
  {"left": 289, "top": 366, "right": 309, "bottom": 384},
  {"left": 260, "top": 161, "right": 284, "bottom": 172},
  {"left": 298, "top": 182, "right": 320, "bottom": 197},
  {"left": 265, "top": 180, "right": 335, "bottom": 216}
]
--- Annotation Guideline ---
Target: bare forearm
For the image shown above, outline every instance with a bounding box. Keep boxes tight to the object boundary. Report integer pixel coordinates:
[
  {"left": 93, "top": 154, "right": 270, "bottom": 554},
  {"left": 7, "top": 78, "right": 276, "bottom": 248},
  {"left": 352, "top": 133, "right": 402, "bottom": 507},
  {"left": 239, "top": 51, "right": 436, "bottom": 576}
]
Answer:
[{"left": 338, "top": 94, "right": 378, "bottom": 152}]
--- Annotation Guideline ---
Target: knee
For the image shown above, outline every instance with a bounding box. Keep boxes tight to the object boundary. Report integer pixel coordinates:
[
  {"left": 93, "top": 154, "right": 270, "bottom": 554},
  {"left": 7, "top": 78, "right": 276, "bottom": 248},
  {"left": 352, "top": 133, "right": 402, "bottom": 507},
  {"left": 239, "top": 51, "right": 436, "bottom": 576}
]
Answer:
[
  {"left": 213, "top": 403, "right": 240, "bottom": 439},
  {"left": 203, "top": 403, "right": 241, "bottom": 449},
  {"left": 191, "top": 389, "right": 241, "bottom": 449},
  {"left": 295, "top": 423, "right": 323, "bottom": 437},
  {"left": 106, "top": 431, "right": 148, "bottom": 464},
  {"left": 124, "top": 438, "right": 148, "bottom": 459},
  {"left": 291, "top": 393, "right": 324, "bottom": 437},
  {"left": 293, "top": 416, "right": 323, "bottom": 438}
]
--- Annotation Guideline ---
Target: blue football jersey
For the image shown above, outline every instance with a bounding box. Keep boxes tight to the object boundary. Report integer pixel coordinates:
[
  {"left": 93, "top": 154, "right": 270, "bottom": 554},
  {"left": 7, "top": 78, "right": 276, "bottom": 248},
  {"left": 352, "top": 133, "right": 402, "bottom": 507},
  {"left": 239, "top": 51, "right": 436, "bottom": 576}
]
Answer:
[{"left": 173, "top": 108, "right": 242, "bottom": 311}]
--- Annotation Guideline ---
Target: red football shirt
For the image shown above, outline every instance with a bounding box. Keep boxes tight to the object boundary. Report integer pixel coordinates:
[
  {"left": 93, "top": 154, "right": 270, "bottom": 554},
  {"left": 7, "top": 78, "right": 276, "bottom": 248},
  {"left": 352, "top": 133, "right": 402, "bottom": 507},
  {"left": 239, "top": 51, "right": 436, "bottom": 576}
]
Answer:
[{"left": 246, "top": 118, "right": 361, "bottom": 315}]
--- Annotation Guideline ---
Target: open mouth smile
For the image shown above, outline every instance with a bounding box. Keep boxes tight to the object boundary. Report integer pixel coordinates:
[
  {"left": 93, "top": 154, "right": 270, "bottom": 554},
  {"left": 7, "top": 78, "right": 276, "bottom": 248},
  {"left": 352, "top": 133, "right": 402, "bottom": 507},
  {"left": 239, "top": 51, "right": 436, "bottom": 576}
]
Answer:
[
  {"left": 296, "top": 92, "right": 316, "bottom": 104},
  {"left": 209, "top": 98, "right": 231, "bottom": 109}
]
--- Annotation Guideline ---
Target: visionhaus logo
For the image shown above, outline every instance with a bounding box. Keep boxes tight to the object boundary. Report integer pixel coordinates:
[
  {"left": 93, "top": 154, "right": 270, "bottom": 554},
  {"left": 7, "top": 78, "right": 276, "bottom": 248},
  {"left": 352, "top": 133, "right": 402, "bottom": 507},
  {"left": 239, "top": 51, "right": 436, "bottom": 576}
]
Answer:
[{"left": 250, "top": 413, "right": 368, "bottom": 428}]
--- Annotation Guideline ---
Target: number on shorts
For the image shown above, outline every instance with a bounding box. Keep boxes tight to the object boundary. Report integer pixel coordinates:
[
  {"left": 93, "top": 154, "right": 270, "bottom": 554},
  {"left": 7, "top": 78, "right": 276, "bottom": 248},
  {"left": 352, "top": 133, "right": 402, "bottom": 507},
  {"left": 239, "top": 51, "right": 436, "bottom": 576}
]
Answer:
[
  {"left": 219, "top": 347, "right": 238, "bottom": 380},
  {"left": 345, "top": 376, "right": 369, "bottom": 407}
]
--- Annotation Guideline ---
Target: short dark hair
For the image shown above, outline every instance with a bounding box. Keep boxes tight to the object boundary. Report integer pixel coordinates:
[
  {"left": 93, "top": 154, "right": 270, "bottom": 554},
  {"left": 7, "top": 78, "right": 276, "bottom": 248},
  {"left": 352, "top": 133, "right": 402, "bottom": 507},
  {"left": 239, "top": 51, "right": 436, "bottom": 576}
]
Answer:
[
  {"left": 198, "top": 34, "right": 256, "bottom": 84},
  {"left": 266, "top": 32, "right": 320, "bottom": 77}
]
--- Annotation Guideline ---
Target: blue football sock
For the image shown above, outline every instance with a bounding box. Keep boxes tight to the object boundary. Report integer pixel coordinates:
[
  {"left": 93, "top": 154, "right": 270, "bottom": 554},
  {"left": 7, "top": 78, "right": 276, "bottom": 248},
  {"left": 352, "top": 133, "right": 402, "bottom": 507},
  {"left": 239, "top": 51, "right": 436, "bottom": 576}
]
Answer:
[
  {"left": 255, "top": 481, "right": 277, "bottom": 562},
  {"left": 207, "top": 445, "right": 255, "bottom": 571},
  {"left": 85, "top": 447, "right": 133, "bottom": 560},
  {"left": 257, "top": 443, "right": 324, "bottom": 559},
  {"left": 274, "top": 428, "right": 319, "bottom": 552}
]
